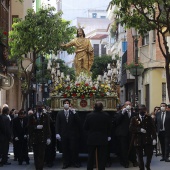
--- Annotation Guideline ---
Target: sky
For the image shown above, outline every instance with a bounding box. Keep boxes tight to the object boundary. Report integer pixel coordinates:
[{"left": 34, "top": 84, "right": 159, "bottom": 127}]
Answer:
[{"left": 50, "top": 0, "right": 111, "bottom": 21}]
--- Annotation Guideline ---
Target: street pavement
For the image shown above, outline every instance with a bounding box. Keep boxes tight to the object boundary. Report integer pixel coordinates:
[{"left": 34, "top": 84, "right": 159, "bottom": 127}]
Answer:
[{"left": 2, "top": 145, "right": 170, "bottom": 170}]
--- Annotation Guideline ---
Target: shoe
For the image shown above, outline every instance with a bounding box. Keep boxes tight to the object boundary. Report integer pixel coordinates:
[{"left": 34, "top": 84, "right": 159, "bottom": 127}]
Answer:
[
  {"left": 165, "top": 159, "right": 170, "bottom": 162},
  {"left": 124, "top": 164, "right": 129, "bottom": 168},
  {"left": 4, "top": 162, "right": 11, "bottom": 165},
  {"left": 26, "top": 161, "right": 30, "bottom": 165},
  {"left": 47, "top": 163, "right": 53, "bottom": 167},
  {"left": 18, "top": 162, "right": 22, "bottom": 165},
  {"left": 73, "top": 163, "right": 80, "bottom": 168},
  {"left": 13, "top": 158, "right": 17, "bottom": 161},
  {"left": 160, "top": 158, "right": 165, "bottom": 161},
  {"left": 62, "top": 164, "right": 69, "bottom": 169},
  {"left": 0, "top": 164, "right": 3, "bottom": 167},
  {"left": 145, "top": 165, "right": 151, "bottom": 170},
  {"left": 133, "top": 162, "right": 138, "bottom": 167}
]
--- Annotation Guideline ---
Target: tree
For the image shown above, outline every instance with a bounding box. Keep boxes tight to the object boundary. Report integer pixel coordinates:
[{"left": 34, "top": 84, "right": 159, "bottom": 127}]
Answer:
[
  {"left": 111, "top": 0, "right": 170, "bottom": 101},
  {"left": 9, "top": 7, "right": 76, "bottom": 108},
  {"left": 91, "top": 55, "right": 112, "bottom": 80}
]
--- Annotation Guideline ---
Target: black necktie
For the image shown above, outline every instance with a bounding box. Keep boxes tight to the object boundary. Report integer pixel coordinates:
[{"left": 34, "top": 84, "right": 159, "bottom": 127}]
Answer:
[
  {"left": 141, "top": 116, "right": 144, "bottom": 122},
  {"left": 160, "top": 112, "right": 165, "bottom": 130}
]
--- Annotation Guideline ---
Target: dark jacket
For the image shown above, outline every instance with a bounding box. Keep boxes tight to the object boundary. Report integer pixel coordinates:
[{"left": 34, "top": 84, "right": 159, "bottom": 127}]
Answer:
[
  {"left": 28, "top": 112, "right": 51, "bottom": 144},
  {"left": 155, "top": 111, "right": 170, "bottom": 137},
  {"left": 55, "top": 109, "right": 81, "bottom": 138},
  {"left": 0, "top": 114, "right": 11, "bottom": 142},
  {"left": 115, "top": 109, "right": 137, "bottom": 137},
  {"left": 13, "top": 116, "right": 28, "bottom": 140},
  {"left": 84, "top": 110, "right": 111, "bottom": 145},
  {"left": 129, "top": 114, "right": 156, "bottom": 146}
]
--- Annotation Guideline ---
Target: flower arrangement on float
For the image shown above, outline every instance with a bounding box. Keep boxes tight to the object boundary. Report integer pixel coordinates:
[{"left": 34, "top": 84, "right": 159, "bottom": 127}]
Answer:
[{"left": 50, "top": 72, "right": 119, "bottom": 99}]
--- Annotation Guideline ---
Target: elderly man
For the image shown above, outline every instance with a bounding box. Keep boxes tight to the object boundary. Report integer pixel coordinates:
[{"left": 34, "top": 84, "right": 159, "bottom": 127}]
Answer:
[{"left": 115, "top": 101, "right": 138, "bottom": 168}]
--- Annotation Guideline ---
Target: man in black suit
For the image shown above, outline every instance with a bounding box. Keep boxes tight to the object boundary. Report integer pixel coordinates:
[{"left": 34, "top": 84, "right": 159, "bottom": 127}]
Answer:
[
  {"left": 84, "top": 102, "right": 112, "bottom": 170},
  {"left": 130, "top": 104, "right": 157, "bottom": 170},
  {"left": 115, "top": 101, "right": 138, "bottom": 168},
  {"left": 0, "top": 106, "right": 11, "bottom": 166},
  {"left": 28, "top": 101, "right": 51, "bottom": 170},
  {"left": 12, "top": 109, "right": 29, "bottom": 165},
  {"left": 155, "top": 102, "right": 170, "bottom": 162},
  {"left": 56, "top": 99, "right": 81, "bottom": 169}
]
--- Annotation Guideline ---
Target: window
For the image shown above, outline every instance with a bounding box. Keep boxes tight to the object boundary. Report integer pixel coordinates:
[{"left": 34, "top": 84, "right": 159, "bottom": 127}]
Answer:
[
  {"left": 93, "top": 44, "right": 99, "bottom": 56},
  {"left": 101, "top": 44, "right": 106, "bottom": 55},
  {"left": 162, "top": 83, "right": 166, "bottom": 103},
  {"left": 142, "top": 33, "right": 149, "bottom": 45},
  {"left": 92, "top": 13, "right": 97, "bottom": 18}
]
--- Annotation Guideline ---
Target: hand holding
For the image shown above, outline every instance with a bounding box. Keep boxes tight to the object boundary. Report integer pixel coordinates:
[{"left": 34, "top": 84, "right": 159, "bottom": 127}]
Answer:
[
  {"left": 46, "top": 138, "right": 51, "bottom": 145},
  {"left": 56, "top": 134, "right": 61, "bottom": 141},
  {"left": 108, "top": 137, "right": 111, "bottom": 141},
  {"left": 37, "top": 125, "right": 43, "bottom": 129},
  {"left": 15, "top": 137, "right": 19, "bottom": 141},
  {"left": 140, "top": 128, "right": 146, "bottom": 133},
  {"left": 122, "top": 108, "right": 127, "bottom": 114},
  {"left": 152, "top": 139, "right": 157, "bottom": 145}
]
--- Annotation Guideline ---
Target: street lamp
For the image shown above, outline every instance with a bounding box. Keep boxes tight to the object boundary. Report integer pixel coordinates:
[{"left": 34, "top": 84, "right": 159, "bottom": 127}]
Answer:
[{"left": 131, "top": 28, "right": 140, "bottom": 111}]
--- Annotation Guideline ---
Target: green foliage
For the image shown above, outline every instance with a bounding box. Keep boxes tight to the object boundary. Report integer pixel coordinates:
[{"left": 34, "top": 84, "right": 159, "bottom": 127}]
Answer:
[
  {"left": 9, "top": 7, "right": 76, "bottom": 60},
  {"left": 111, "top": 0, "right": 170, "bottom": 36},
  {"left": 125, "top": 62, "right": 144, "bottom": 70},
  {"left": 91, "top": 55, "right": 112, "bottom": 80}
]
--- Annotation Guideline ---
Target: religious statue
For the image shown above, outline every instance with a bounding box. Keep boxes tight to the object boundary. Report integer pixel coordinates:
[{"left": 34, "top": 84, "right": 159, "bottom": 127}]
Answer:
[{"left": 61, "top": 28, "right": 94, "bottom": 76}]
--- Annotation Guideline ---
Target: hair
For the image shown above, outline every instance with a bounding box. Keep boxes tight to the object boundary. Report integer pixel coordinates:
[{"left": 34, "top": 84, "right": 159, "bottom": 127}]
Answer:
[
  {"left": 160, "top": 102, "right": 167, "bottom": 107},
  {"left": 77, "top": 28, "right": 85, "bottom": 38},
  {"left": 2, "top": 107, "right": 9, "bottom": 114},
  {"left": 94, "top": 102, "right": 103, "bottom": 111},
  {"left": 63, "top": 99, "right": 70, "bottom": 105},
  {"left": 18, "top": 109, "right": 25, "bottom": 115}
]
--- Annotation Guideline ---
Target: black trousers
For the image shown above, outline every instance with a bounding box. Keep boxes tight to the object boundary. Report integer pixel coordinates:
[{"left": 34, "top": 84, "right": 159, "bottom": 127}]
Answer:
[
  {"left": 33, "top": 143, "right": 46, "bottom": 170},
  {"left": 136, "top": 145, "right": 153, "bottom": 170},
  {"left": 158, "top": 131, "right": 170, "bottom": 159},
  {"left": 0, "top": 140, "right": 9, "bottom": 164},
  {"left": 117, "top": 136, "right": 137, "bottom": 165},
  {"left": 61, "top": 135, "right": 79, "bottom": 166},
  {"left": 87, "top": 145, "right": 107, "bottom": 170},
  {"left": 17, "top": 139, "right": 29, "bottom": 163}
]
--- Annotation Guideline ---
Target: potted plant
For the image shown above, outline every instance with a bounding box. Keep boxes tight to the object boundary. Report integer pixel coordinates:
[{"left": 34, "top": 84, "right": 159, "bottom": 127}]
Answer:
[{"left": 125, "top": 62, "right": 144, "bottom": 76}]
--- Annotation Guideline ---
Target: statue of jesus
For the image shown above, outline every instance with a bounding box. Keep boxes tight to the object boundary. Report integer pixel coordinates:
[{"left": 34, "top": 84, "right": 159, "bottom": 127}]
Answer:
[{"left": 61, "top": 28, "right": 94, "bottom": 76}]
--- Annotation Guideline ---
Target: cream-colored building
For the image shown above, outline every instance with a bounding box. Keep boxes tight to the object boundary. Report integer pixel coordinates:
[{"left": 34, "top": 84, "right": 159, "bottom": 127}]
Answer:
[{"left": 106, "top": 3, "right": 167, "bottom": 113}]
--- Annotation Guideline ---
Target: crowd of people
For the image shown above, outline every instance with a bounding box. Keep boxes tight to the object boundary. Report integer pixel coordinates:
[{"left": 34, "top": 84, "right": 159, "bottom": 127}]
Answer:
[{"left": 0, "top": 100, "right": 170, "bottom": 170}]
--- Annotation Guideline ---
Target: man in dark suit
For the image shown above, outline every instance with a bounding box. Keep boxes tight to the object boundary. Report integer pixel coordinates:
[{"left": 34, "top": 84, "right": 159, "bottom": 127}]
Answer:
[
  {"left": 130, "top": 105, "right": 157, "bottom": 170},
  {"left": 28, "top": 101, "right": 51, "bottom": 170},
  {"left": 12, "top": 109, "right": 29, "bottom": 165},
  {"left": 55, "top": 99, "right": 81, "bottom": 169},
  {"left": 155, "top": 102, "right": 170, "bottom": 162},
  {"left": 115, "top": 101, "right": 138, "bottom": 168},
  {"left": 84, "top": 102, "right": 112, "bottom": 170},
  {"left": 0, "top": 106, "right": 11, "bottom": 166}
]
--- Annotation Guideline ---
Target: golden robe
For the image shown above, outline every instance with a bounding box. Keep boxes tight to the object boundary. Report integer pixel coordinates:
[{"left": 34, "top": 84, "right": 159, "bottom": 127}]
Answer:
[{"left": 65, "top": 37, "right": 94, "bottom": 75}]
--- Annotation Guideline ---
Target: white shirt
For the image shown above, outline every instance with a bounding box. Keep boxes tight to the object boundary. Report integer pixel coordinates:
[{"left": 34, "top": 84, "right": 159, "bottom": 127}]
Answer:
[
  {"left": 139, "top": 114, "right": 145, "bottom": 121},
  {"left": 127, "top": 110, "right": 131, "bottom": 118}
]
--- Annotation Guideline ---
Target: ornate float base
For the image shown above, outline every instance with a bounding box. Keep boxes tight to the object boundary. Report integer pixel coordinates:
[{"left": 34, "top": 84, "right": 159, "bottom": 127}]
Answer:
[{"left": 51, "top": 96, "right": 117, "bottom": 111}]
